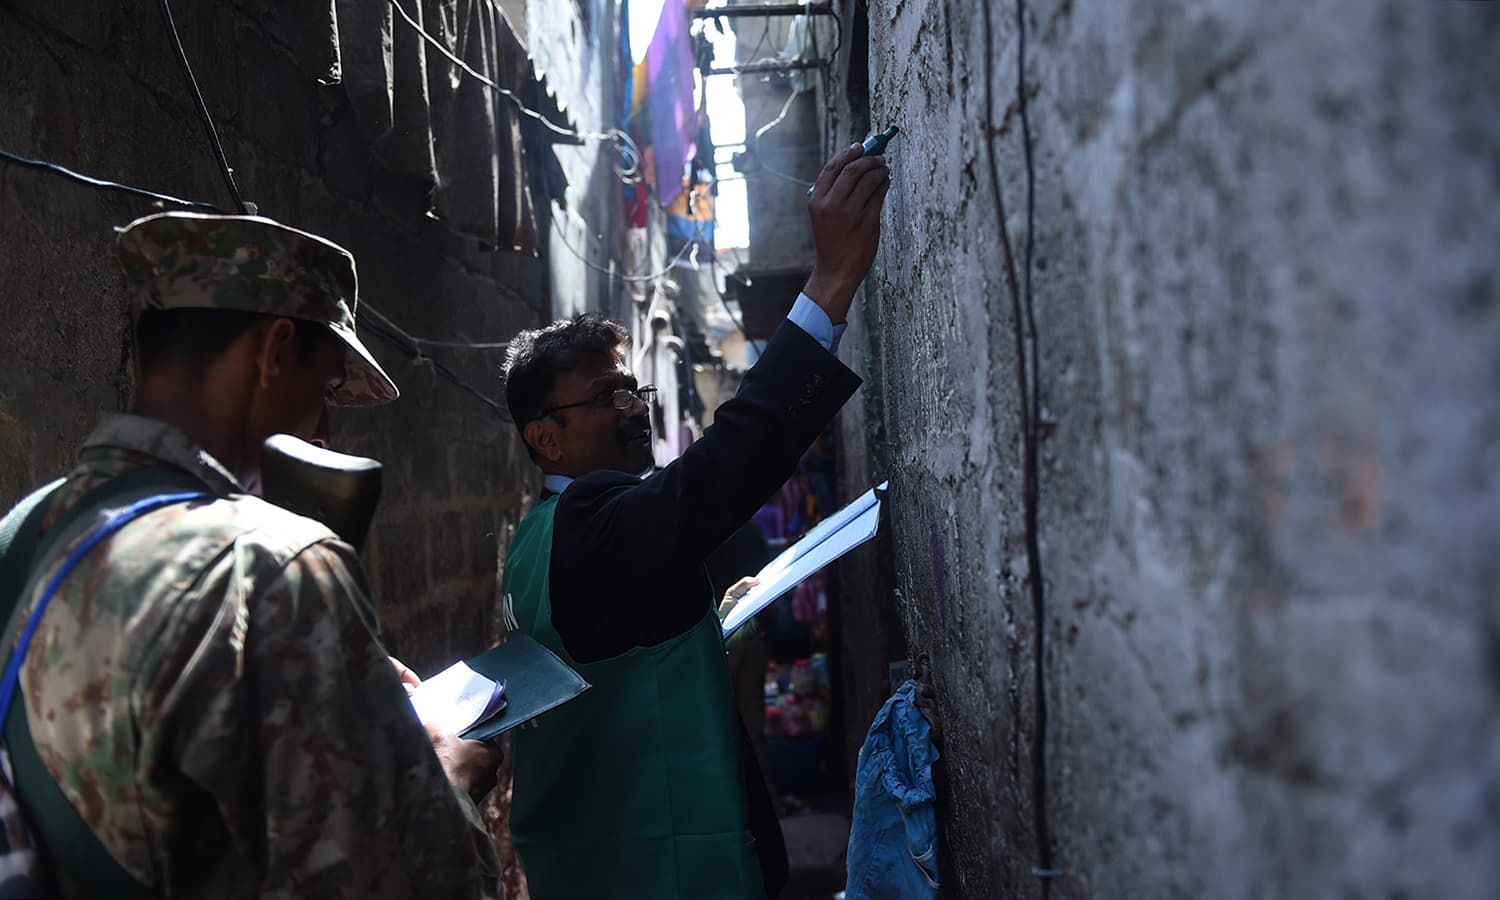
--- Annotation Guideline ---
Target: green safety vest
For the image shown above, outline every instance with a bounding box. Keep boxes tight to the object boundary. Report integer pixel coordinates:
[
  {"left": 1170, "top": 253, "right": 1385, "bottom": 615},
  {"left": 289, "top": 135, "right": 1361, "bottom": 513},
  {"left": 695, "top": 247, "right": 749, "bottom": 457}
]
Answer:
[{"left": 504, "top": 496, "right": 765, "bottom": 899}]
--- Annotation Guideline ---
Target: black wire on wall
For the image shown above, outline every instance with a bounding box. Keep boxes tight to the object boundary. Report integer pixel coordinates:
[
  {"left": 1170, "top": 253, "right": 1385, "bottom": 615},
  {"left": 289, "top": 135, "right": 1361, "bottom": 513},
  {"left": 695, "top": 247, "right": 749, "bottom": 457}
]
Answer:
[
  {"left": 158, "top": 0, "right": 247, "bottom": 213},
  {"left": 148, "top": 0, "right": 518, "bottom": 415},
  {"left": 981, "top": 0, "right": 1056, "bottom": 890},
  {"left": 0, "top": 148, "right": 227, "bottom": 213},
  {"left": 0, "top": 142, "right": 517, "bottom": 418}
]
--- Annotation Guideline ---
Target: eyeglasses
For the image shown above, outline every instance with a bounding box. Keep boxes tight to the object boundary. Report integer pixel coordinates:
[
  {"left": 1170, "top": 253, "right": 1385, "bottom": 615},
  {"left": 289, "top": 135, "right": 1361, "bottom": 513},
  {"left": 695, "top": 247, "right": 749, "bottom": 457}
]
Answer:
[{"left": 535, "top": 385, "right": 658, "bottom": 420}]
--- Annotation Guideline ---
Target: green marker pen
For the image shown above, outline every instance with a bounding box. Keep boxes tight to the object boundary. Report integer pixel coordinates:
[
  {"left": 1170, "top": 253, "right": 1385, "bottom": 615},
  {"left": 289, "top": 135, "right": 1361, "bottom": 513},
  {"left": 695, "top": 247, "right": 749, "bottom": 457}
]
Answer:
[{"left": 808, "top": 126, "right": 899, "bottom": 197}]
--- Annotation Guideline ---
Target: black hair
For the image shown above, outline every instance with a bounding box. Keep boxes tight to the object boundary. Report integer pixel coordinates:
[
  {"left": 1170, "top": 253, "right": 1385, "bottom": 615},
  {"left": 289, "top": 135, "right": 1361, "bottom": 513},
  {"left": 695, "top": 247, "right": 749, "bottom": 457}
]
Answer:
[
  {"left": 502, "top": 314, "right": 630, "bottom": 456},
  {"left": 135, "top": 308, "right": 334, "bottom": 377}
]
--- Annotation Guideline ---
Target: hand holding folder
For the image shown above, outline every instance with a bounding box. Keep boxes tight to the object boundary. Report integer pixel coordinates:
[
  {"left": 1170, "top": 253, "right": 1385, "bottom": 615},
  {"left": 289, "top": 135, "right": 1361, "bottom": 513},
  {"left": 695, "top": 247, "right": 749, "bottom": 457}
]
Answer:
[
  {"left": 720, "top": 481, "right": 888, "bottom": 638},
  {"left": 408, "top": 634, "right": 589, "bottom": 741}
]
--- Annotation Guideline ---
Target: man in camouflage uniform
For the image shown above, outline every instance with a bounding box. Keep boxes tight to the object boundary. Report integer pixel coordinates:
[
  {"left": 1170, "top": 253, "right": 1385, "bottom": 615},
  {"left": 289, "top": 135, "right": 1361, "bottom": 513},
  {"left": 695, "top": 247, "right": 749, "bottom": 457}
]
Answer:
[{"left": 7, "top": 212, "right": 502, "bottom": 897}]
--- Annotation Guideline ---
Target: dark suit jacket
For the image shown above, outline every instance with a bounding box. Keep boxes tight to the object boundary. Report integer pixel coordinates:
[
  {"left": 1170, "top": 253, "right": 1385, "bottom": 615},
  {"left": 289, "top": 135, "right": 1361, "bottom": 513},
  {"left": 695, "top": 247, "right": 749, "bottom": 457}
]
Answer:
[
  {"left": 543, "top": 320, "right": 861, "bottom": 897},
  {"left": 547, "top": 320, "right": 861, "bottom": 663}
]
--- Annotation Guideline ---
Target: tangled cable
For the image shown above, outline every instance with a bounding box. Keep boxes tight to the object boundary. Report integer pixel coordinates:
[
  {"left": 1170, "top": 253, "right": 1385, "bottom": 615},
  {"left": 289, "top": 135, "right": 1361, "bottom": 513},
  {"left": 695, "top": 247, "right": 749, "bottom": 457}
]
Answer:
[{"left": 387, "top": 0, "right": 642, "bottom": 182}]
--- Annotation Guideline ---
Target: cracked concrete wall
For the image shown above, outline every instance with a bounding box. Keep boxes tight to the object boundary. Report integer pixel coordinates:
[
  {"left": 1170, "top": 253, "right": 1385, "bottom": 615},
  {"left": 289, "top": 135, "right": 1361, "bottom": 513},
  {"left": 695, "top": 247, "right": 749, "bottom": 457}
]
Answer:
[{"left": 833, "top": 1, "right": 1500, "bottom": 896}]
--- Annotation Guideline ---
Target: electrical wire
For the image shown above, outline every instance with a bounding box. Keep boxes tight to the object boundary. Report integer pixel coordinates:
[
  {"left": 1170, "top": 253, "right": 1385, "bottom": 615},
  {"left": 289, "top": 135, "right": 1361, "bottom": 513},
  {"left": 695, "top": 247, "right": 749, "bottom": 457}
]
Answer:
[
  {"left": 821, "top": 1, "right": 843, "bottom": 142},
  {"left": 753, "top": 61, "right": 806, "bottom": 142},
  {"left": 746, "top": 89, "right": 819, "bottom": 187},
  {"left": 712, "top": 279, "right": 765, "bottom": 358},
  {"left": 0, "top": 148, "right": 227, "bottom": 213},
  {"left": 0, "top": 144, "right": 514, "bottom": 415},
  {"left": 1017, "top": 0, "right": 1057, "bottom": 883},
  {"left": 552, "top": 223, "right": 698, "bottom": 284},
  {"left": 394, "top": 335, "right": 511, "bottom": 350},
  {"left": 387, "top": 0, "right": 642, "bottom": 181},
  {"left": 695, "top": 11, "right": 821, "bottom": 189},
  {"left": 704, "top": 236, "right": 763, "bottom": 355},
  {"left": 358, "top": 308, "right": 512, "bottom": 419},
  {"left": 740, "top": 15, "right": 775, "bottom": 71},
  {"left": 157, "top": 0, "right": 248, "bottom": 213},
  {"left": 983, "top": 0, "right": 1055, "bottom": 888},
  {"left": 362, "top": 305, "right": 512, "bottom": 350},
  {"left": 828, "top": 0, "right": 843, "bottom": 61},
  {"left": 806, "top": 0, "right": 820, "bottom": 62},
  {"left": 155, "top": 0, "right": 517, "bottom": 407},
  {"left": 674, "top": 202, "right": 763, "bottom": 357},
  {"left": 154, "top": 0, "right": 584, "bottom": 406}
]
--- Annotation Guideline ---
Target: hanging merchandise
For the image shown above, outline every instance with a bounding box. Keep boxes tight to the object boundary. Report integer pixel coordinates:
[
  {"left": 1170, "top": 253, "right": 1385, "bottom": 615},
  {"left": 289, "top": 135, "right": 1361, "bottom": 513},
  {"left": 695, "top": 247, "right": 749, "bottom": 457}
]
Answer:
[
  {"left": 644, "top": 0, "right": 699, "bottom": 206},
  {"left": 621, "top": 0, "right": 650, "bottom": 227},
  {"left": 665, "top": 177, "right": 714, "bottom": 253},
  {"left": 791, "top": 572, "right": 823, "bottom": 627},
  {"left": 791, "top": 659, "right": 815, "bottom": 697},
  {"left": 665, "top": 108, "right": 717, "bottom": 255}
]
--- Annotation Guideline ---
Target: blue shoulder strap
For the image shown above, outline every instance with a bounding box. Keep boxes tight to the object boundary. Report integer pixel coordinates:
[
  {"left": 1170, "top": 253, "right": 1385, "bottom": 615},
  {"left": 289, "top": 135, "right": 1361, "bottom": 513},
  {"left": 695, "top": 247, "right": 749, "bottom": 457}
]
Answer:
[
  {"left": 0, "top": 468, "right": 209, "bottom": 898},
  {"left": 0, "top": 489, "right": 209, "bottom": 726}
]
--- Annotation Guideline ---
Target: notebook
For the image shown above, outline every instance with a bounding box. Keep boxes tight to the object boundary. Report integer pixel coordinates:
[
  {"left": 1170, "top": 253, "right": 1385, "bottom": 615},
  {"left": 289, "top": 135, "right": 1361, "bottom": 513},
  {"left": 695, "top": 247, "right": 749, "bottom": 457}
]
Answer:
[{"left": 408, "top": 633, "right": 589, "bottom": 740}]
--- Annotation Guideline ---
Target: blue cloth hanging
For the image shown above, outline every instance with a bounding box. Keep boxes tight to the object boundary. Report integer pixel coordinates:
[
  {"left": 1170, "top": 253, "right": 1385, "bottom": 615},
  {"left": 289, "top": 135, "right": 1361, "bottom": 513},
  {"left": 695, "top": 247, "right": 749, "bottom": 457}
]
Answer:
[{"left": 845, "top": 679, "right": 940, "bottom": 899}]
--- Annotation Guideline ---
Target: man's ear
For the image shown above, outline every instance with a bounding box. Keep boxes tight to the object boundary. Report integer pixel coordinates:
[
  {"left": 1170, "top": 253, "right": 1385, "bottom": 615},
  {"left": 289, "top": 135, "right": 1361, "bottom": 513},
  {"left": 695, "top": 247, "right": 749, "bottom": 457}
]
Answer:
[
  {"left": 523, "top": 418, "right": 565, "bottom": 464},
  {"left": 252, "top": 318, "right": 298, "bottom": 389}
]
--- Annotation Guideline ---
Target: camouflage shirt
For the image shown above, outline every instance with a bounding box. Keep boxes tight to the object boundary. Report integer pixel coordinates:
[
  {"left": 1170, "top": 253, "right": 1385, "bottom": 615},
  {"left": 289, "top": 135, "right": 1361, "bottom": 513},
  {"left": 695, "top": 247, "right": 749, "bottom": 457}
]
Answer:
[{"left": 10, "top": 415, "right": 500, "bottom": 899}]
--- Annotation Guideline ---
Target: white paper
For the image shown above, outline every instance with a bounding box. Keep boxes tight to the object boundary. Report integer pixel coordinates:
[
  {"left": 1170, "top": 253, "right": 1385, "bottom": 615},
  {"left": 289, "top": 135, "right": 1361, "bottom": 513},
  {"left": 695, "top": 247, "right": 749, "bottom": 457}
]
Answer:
[
  {"left": 721, "top": 481, "right": 888, "bottom": 638},
  {"left": 408, "top": 661, "right": 506, "bottom": 734}
]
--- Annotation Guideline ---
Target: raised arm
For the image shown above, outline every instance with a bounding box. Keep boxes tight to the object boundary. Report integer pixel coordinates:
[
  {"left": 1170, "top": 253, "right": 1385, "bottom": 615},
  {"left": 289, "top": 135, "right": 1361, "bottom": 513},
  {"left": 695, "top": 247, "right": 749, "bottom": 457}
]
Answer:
[{"left": 550, "top": 146, "right": 890, "bottom": 657}]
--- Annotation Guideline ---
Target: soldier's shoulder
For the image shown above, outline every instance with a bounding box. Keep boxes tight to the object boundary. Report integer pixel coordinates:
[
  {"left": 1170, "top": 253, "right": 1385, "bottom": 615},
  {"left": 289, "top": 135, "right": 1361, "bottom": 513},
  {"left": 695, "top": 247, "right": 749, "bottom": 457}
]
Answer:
[{"left": 142, "top": 493, "right": 343, "bottom": 562}]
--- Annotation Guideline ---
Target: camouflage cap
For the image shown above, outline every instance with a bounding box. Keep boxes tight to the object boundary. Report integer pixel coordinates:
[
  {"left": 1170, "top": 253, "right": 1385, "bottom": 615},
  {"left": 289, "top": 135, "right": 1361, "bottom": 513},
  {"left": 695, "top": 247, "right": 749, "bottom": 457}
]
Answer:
[{"left": 116, "top": 211, "right": 399, "bottom": 407}]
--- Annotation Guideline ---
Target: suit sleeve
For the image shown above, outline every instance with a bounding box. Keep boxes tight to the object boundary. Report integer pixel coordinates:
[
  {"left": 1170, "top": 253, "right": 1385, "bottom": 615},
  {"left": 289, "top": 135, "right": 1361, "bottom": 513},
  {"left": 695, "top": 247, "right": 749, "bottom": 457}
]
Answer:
[
  {"left": 146, "top": 538, "right": 502, "bottom": 900},
  {"left": 550, "top": 320, "right": 861, "bottom": 660}
]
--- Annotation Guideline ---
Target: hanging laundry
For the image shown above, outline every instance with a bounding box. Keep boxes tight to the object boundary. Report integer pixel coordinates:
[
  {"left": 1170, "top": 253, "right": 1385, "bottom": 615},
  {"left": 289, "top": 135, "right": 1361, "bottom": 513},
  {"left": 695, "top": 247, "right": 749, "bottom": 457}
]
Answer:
[
  {"left": 643, "top": 0, "right": 698, "bottom": 207},
  {"left": 621, "top": 0, "right": 652, "bottom": 228},
  {"left": 666, "top": 180, "right": 714, "bottom": 253}
]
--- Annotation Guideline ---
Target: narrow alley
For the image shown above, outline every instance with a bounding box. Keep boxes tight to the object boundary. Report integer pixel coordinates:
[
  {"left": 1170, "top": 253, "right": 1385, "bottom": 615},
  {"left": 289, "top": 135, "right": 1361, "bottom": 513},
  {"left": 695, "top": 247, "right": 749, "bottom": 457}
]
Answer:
[{"left": 0, "top": 1, "right": 1496, "bottom": 898}]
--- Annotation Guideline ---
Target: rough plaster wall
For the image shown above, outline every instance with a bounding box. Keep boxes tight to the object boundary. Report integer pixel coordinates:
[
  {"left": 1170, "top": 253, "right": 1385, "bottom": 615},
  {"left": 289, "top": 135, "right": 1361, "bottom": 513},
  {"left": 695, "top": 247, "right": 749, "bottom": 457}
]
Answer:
[
  {"left": 0, "top": 0, "right": 546, "bottom": 674},
  {"left": 845, "top": 0, "right": 1500, "bottom": 896}
]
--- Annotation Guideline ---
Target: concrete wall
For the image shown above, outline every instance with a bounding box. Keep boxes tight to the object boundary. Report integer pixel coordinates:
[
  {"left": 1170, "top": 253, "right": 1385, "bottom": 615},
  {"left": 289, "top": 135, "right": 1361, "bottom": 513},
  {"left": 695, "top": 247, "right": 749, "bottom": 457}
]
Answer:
[{"left": 833, "top": 0, "right": 1500, "bottom": 896}]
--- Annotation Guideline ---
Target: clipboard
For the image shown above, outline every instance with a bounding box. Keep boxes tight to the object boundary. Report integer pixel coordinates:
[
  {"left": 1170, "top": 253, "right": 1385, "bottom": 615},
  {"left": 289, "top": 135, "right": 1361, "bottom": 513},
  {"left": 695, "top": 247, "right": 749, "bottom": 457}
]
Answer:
[{"left": 721, "top": 480, "right": 889, "bottom": 638}]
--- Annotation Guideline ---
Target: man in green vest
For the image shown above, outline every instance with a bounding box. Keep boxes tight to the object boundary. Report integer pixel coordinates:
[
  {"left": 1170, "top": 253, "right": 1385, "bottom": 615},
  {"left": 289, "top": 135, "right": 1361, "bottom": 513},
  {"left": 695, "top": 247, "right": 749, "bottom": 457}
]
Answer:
[{"left": 500, "top": 143, "right": 890, "bottom": 898}]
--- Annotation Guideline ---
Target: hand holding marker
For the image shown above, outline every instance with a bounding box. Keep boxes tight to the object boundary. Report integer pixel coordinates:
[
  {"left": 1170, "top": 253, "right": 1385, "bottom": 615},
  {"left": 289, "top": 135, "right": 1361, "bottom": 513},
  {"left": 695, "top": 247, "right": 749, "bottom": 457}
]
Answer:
[{"left": 808, "top": 126, "right": 899, "bottom": 198}]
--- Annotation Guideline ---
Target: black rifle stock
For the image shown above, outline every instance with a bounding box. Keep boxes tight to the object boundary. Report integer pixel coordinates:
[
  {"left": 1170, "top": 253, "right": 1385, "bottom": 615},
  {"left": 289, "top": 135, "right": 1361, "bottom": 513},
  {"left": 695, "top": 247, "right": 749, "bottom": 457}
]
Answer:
[{"left": 260, "top": 435, "right": 383, "bottom": 553}]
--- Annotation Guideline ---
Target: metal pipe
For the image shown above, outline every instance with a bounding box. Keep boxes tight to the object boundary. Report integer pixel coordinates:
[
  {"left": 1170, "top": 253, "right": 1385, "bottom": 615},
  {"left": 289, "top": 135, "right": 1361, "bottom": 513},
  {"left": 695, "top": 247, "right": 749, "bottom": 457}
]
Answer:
[
  {"left": 705, "top": 59, "right": 823, "bottom": 76},
  {"left": 692, "top": 2, "right": 833, "bottom": 18}
]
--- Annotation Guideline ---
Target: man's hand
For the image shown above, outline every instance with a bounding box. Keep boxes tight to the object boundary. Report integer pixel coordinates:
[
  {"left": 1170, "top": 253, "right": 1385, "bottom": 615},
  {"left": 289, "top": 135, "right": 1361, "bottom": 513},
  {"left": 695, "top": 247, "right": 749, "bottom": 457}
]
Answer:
[
  {"left": 390, "top": 656, "right": 421, "bottom": 696},
  {"left": 804, "top": 143, "right": 892, "bottom": 324},
  {"left": 426, "top": 722, "right": 503, "bottom": 802},
  {"left": 718, "top": 577, "right": 760, "bottom": 620},
  {"left": 404, "top": 660, "right": 503, "bottom": 801}
]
